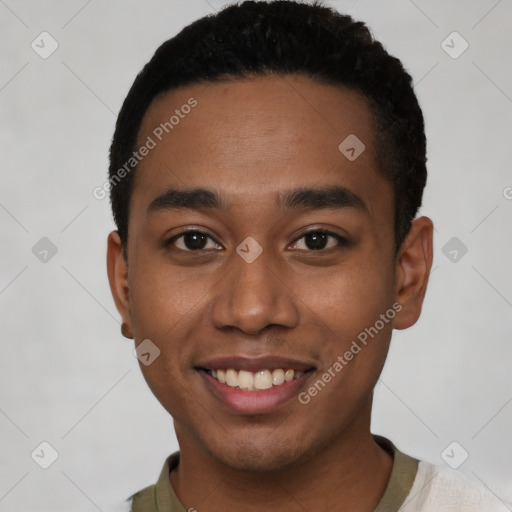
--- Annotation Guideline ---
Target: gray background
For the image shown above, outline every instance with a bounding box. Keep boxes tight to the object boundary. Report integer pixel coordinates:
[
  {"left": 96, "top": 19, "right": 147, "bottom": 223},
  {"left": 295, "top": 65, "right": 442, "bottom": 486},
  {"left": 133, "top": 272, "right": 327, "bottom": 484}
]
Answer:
[{"left": 1, "top": 0, "right": 511, "bottom": 510}]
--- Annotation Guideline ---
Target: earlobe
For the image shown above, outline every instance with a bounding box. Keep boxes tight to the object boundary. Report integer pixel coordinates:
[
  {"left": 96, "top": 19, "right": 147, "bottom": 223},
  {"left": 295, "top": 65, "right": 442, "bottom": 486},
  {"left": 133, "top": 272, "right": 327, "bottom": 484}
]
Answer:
[
  {"left": 393, "top": 217, "right": 434, "bottom": 330},
  {"left": 121, "top": 322, "right": 133, "bottom": 339},
  {"left": 106, "top": 231, "right": 133, "bottom": 337}
]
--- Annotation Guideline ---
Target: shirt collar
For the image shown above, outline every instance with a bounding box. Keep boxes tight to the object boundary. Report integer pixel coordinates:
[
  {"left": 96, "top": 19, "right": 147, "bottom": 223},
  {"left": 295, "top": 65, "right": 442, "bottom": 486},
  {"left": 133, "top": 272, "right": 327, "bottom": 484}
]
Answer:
[{"left": 148, "top": 435, "right": 418, "bottom": 512}]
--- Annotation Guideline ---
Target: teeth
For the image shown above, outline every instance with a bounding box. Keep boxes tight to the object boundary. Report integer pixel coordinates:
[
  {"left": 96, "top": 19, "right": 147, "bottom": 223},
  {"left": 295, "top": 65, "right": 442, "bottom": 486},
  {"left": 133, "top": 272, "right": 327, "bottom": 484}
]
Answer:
[
  {"left": 225, "top": 368, "right": 238, "bottom": 387},
  {"left": 272, "top": 369, "right": 285, "bottom": 385},
  {"left": 285, "top": 369, "right": 294, "bottom": 382},
  {"left": 254, "top": 370, "right": 272, "bottom": 390},
  {"left": 209, "top": 368, "right": 305, "bottom": 390},
  {"left": 238, "top": 370, "right": 254, "bottom": 390}
]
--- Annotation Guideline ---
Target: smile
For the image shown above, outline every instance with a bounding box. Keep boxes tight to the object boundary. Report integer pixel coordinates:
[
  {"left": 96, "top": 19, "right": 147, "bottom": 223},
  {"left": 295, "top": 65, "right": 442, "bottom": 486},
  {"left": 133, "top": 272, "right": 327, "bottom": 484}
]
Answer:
[
  {"left": 197, "top": 365, "right": 315, "bottom": 414},
  {"left": 207, "top": 368, "right": 305, "bottom": 391}
]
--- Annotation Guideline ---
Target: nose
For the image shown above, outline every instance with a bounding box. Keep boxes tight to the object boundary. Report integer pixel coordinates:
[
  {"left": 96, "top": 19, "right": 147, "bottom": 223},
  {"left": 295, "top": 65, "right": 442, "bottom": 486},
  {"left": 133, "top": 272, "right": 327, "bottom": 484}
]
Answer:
[{"left": 210, "top": 248, "right": 299, "bottom": 335}]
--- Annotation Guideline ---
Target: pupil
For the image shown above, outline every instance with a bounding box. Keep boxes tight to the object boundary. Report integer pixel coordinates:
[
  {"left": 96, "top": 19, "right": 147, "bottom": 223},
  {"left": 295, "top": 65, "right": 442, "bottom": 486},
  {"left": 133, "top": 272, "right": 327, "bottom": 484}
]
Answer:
[
  {"left": 184, "top": 232, "right": 207, "bottom": 250},
  {"left": 306, "top": 232, "right": 327, "bottom": 250}
]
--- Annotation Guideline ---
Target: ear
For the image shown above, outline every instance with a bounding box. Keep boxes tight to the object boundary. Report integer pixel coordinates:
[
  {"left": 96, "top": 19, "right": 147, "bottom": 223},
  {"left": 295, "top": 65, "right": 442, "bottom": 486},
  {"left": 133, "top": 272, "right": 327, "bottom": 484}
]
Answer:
[
  {"left": 393, "top": 217, "right": 434, "bottom": 330},
  {"left": 106, "top": 231, "right": 133, "bottom": 338}
]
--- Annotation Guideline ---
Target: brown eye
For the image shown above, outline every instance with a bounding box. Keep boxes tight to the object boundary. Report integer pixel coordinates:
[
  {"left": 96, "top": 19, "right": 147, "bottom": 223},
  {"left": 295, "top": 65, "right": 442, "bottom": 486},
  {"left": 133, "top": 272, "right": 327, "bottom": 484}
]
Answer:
[
  {"left": 304, "top": 232, "right": 328, "bottom": 250},
  {"left": 167, "top": 231, "right": 222, "bottom": 251},
  {"left": 291, "top": 231, "right": 347, "bottom": 251}
]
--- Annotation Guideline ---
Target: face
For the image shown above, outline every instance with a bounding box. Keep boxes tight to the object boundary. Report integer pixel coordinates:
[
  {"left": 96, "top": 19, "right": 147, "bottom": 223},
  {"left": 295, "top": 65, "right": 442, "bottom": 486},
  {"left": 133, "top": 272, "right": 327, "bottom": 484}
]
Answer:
[{"left": 108, "top": 75, "right": 432, "bottom": 473}]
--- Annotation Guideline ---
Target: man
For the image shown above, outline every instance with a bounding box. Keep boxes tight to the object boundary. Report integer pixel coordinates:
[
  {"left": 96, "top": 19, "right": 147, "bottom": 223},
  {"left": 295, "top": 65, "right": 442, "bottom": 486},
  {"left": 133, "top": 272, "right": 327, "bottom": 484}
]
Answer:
[{"left": 106, "top": 1, "right": 508, "bottom": 510}]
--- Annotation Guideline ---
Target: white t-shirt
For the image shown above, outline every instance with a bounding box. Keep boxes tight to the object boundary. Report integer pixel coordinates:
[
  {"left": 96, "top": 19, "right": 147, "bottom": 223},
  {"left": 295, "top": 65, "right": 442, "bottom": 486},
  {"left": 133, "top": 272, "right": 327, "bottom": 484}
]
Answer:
[{"left": 398, "top": 459, "right": 511, "bottom": 511}]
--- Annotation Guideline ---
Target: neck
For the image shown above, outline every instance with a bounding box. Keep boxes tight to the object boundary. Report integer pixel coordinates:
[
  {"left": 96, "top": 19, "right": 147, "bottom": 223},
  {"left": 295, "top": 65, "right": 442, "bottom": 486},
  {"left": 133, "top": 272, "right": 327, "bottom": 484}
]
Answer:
[{"left": 170, "top": 406, "right": 393, "bottom": 511}]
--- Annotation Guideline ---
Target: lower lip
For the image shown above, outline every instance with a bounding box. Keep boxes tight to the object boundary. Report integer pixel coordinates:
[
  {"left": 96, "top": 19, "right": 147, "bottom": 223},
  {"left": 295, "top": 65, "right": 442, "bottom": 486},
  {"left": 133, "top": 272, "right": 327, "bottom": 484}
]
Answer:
[{"left": 198, "top": 370, "right": 313, "bottom": 414}]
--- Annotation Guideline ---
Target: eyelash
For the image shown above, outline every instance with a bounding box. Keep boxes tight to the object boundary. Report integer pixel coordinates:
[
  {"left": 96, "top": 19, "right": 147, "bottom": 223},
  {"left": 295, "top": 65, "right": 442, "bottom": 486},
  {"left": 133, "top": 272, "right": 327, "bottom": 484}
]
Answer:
[{"left": 165, "top": 229, "right": 349, "bottom": 253}]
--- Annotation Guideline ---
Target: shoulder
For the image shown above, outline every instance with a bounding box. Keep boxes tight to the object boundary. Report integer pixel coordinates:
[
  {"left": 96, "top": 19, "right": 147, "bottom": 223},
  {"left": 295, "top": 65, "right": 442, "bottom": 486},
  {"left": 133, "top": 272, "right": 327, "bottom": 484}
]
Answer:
[
  {"left": 401, "top": 460, "right": 511, "bottom": 512},
  {"left": 125, "top": 452, "right": 182, "bottom": 512},
  {"left": 128, "top": 484, "right": 158, "bottom": 512}
]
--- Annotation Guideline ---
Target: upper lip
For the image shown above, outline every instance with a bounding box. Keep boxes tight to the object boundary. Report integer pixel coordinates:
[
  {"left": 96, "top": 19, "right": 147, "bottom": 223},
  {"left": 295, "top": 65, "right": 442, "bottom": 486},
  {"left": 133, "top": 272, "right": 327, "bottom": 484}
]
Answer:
[{"left": 195, "top": 356, "right": 316, "bottom": 373}]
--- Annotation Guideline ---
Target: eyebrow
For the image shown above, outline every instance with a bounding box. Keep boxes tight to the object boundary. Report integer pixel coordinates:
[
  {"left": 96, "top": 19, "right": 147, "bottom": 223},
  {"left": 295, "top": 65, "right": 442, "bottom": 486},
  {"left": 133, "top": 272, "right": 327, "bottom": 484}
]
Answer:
[{"left": 147, "top": 186, "right": 368, "bottom": 214}]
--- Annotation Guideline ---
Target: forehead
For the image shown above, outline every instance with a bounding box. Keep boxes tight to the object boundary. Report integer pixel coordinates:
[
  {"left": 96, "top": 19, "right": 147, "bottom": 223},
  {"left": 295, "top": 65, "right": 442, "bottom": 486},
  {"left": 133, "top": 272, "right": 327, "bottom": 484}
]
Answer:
[{"left": 131, "top": 74, "right": 390, "bottom": 217}]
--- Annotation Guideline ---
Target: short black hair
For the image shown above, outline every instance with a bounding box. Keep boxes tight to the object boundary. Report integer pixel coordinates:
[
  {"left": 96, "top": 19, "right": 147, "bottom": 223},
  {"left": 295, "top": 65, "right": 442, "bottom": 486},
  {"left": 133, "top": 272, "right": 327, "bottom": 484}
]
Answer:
[{"left": 109, "top": 0, "right": 427, "bottom": 255}]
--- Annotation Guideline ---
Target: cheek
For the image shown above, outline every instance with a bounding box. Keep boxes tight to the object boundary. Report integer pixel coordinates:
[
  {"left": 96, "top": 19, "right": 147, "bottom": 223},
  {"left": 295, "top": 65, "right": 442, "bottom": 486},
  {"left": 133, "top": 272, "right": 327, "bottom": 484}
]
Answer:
[
  {"left": 301, "top": 258, "right": 395, "bottom": 342},
  {"left": 127, "top": 251, "right": 214, "bottom": 340},
  {"left": 294, "top": 267, "right": 395, "bottom": 421},
  {"left": 126, "top": 258, "right": 209, "bottom": 403}
]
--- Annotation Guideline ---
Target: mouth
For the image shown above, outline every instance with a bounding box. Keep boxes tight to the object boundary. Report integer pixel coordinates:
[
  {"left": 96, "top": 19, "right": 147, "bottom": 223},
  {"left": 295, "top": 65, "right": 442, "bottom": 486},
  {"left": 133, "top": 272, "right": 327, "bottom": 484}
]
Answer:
[
  {"left": 201, "top": 367, "right": 308, "bottom": 391},
  {"left": 195, "top": 357, "right": 316, "bottom": 414}
]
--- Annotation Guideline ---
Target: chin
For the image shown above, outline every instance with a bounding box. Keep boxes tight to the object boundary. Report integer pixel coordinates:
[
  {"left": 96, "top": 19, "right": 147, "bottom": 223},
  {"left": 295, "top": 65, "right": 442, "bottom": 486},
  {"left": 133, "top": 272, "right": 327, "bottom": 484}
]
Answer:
[{"left": 206, "top": 433, "right": 313, "bottom": 474}]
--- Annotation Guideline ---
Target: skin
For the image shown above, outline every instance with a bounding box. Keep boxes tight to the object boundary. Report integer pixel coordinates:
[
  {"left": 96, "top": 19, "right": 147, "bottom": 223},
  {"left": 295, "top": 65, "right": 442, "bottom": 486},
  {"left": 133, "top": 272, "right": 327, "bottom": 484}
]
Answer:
[{"left": 107, "top": 74, "right": 433, "bottom": 511}]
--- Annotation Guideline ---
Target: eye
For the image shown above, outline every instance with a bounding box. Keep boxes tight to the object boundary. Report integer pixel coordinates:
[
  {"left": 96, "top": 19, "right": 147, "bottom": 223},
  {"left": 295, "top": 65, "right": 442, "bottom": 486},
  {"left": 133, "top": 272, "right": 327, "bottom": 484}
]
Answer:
[
  {"left": 290, "top": 230, "right": 347, "bottom": 251},
  {"left": 167, "top": 230, "right": 222, "bottom": 251}
]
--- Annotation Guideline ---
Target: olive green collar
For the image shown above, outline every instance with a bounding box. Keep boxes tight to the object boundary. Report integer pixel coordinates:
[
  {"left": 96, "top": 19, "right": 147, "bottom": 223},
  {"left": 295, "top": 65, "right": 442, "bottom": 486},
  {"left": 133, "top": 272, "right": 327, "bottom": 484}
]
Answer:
[{"left": 130, "top": 435, "right": 418, "bottom": 512}]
